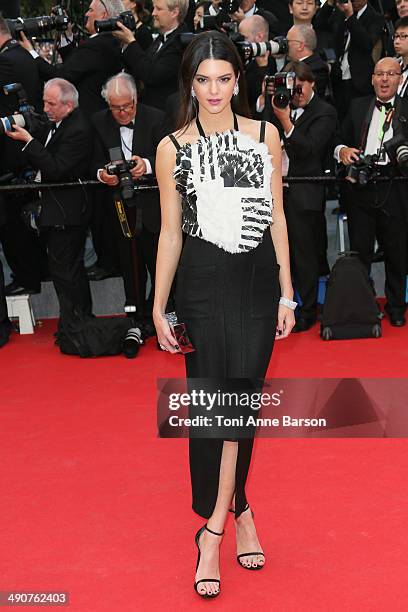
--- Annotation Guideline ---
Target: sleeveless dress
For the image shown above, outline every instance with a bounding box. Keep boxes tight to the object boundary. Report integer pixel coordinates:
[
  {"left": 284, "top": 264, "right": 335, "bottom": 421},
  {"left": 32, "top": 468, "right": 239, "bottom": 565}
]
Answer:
[{"left": 169, "top": 116, "right": 280, "bottom": 519}]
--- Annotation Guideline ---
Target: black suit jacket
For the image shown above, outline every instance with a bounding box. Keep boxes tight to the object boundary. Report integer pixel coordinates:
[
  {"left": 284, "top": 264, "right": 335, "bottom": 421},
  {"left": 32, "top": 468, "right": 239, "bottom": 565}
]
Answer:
[
  {"left": 257, "top": 0, "right": 291, "bottom": 33},
  {"left": 34, "top": 34, "right": 123, "bottom": 117},
  {"left": 314, "top": 3, "right": 384, "bottom": 95},
  {"left": 336, "top": 94, "right": 408, "bottom": 156},
  {"left": 122, "top": 23, "right": 188, "bottom": 110},
  {"left": 22, "top": 107, "right": 93, "bottom": 227},
  {"left": 268, "top": 95, "right": 337, "bottom": 211},
  {"left": 90, "top": 103, "right": 164, "bottom": 233}
]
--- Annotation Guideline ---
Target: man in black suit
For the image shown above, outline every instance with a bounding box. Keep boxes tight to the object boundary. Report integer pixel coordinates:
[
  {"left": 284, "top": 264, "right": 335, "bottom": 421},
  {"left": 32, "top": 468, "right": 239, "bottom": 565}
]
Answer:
[
  {"left": 335, "top": 57, "right": 408, "bottom": 326},
  {"left": 113, "top": 0, "right": 189, "bottom": 110},
  {"left": 287, "top": 24, "right": 330, "bottom": 98},
  {"left": 19, "top": 0, "right": 124, "bottom": 117},
  {"left": 315, "top": 0, "right": 384, "bottom": 121},
  {"left": 6, "top": 78, "right": 93, "bottom": 328},
  {"left": 230, "top": 0, "right": 284, "bottom": 37},
  {"left": 91, "top": 72, "right": 164, "bottom": 319},
  {"left": 0, "top": 14, "right": 47, "bottom": 296},
  {"left": 394, "top": 16, "right": 408, "bottom": 97},
  {"left": 268, "top": 60, "right": 337, "bottom": 331}
]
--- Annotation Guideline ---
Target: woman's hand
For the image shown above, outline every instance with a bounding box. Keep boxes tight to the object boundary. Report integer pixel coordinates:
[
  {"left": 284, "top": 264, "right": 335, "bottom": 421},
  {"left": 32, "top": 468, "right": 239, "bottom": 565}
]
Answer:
[
  {"left": 275, "top": 305, "right": 296, "bottom": 339},
  {"left": 153, "top": 312, "right": 180, "bottom": 353}
]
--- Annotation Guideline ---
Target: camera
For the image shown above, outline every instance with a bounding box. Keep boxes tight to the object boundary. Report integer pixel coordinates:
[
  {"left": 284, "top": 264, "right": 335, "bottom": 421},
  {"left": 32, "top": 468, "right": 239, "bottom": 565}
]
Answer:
[
  {"left": 265, "top": 72, "right": 301, "bottom": 109},
  {"left": 384, "top": 133, "right": 408, "bottom": 176},
  {"left": 105, "top": 147, "right": 136, "bottom": 200},
  {"left": 346, "top": 154, "right": 380, "bottom": 186},
  {"left": 0, "top": 83, "right": 49, "bottom": 136},
  {"left": 235, "top": 37, "right": 288, "bottom": 65},
  {"left": 94, "top": 11, "right": 136, "bottom": 34},
  {"left": 7, "top": 14, "right": 69, "bottom": 38}
]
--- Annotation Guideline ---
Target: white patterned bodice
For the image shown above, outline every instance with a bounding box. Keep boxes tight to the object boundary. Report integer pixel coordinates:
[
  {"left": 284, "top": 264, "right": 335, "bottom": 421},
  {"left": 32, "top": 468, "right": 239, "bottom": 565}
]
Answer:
[{"left": 173, "top": 129, "right": 274, "bottom": 254}]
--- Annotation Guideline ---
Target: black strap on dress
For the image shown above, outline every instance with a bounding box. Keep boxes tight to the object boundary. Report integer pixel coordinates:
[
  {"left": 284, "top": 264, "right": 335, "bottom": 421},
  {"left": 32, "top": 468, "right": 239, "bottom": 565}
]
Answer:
[
  {"left": 168, "top": 133, "right": 181, "bottom": 150},
  {"left": 259, "top": 120, "right": 266, "bottom": 143},
  {"left": 196, "top": 113, "right": 239, "bottom": 137}
]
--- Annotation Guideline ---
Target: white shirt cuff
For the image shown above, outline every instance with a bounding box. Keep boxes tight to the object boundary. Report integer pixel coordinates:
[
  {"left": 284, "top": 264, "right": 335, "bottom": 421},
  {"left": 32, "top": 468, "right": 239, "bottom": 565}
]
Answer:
[
  {"left": 97, "top": 169, "right": 106, "bottom": 183},
  {"left": 143, "top": 158, "right": 152, "bottom": 175},
  {"left": 21, "top": 138, "right": 34, "bottom": 151},
  {"left": 29, "top": 49, "right": 39, "bottom": 59},
  {"left": 256, "top": 96, "right": 265, "bottom": 114},
  {"left": 334, "top": 145, "right": 346, "bottom": 163}
]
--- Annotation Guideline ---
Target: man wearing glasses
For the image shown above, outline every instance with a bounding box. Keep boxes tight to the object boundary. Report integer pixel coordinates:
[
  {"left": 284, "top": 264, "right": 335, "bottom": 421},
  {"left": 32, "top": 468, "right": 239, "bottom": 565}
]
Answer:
[
  {"left": 393, "top": 17, "right": 408, "bottom": 98},
  {"left": 91, "top": 73, "right": 164, "bottom": 324},
  {"left": 335, "top": 57, "right": 408, "bottom": 327}
]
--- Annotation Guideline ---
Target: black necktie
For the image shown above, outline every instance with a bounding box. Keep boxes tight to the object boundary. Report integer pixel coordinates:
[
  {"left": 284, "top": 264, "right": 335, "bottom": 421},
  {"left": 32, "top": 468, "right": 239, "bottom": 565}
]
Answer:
[
  {"left": 121, "top": 121, "right": 134, "bottom": 129},
  {"left": 375, "top": 100, "right": 393, "bottom": 111}
]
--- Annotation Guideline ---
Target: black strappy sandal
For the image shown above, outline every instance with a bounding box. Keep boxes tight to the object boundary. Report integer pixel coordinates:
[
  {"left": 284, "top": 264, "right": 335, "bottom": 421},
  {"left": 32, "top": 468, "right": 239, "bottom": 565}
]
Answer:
[
  {"left": 194, "top": 524, "right": 224, "bottom": 598},
  {"left": 229, "top": 504, "right": 265, "bottom": 571}
]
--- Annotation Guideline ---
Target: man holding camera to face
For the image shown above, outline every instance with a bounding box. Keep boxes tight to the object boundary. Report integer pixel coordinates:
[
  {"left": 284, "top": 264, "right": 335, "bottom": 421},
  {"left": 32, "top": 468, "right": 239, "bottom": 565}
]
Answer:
[
  {"left": 266, "top": 61, "right": 337, "bottom": 332},
  {"left": 335, "top": 57, "right": 408, "bottom": 327},
  {"left": 91, "top": 72, "right": 164, "bottom": 322},
  {"left": 315, "top": 0, "right": 384, "bottom": 121}
]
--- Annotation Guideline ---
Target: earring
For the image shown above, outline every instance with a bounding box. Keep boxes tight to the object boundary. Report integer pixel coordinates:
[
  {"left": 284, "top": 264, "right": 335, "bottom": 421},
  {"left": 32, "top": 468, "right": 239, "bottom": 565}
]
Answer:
[
  {"left": 191, "top": 87, "right": 196, "bottom": 98},
  {"left": 233, "top": 81, "right": 239, "bottom": 96}
]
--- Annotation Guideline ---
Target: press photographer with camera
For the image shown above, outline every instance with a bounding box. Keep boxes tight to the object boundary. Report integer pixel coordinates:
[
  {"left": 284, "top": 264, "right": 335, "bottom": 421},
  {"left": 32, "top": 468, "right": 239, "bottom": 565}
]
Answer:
[
  {"left": 285, "top": 24, "right": 330, "bottom": 98},
  {"left": 315, "top": 0, "right": 384, "bottom": 120},
  {"left": 335, "top": 57, "right": 408, "bottom": 327},
  {"left": 5, "top": 77, "right": 94, "bottom": 330},
  {"left": 267, "top": 61, "right": 337, "bottom": 332},
  {"left": 393, "top": 16, "right": 408, "bottom": 97},
  {"left": 91, "top": 72, "right": 164, "bottom": 322},
  {"left": 122, "top": 0, "right": 153, "bottom": 49},
  {"left": 18, "top": 0, "right": 124, "bottom": 117},
  {"left": 112, "top": 0, "right": 189, "bottom": 110},
  {"left": 229, "top": 0, "right": 284, "bottom": 38}
]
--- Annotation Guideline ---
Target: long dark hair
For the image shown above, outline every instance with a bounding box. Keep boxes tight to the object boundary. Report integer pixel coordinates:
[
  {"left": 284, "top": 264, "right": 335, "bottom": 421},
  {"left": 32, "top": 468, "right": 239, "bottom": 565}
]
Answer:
[{"left": 176, "top": 31, "right": 251, "bottom": 131}]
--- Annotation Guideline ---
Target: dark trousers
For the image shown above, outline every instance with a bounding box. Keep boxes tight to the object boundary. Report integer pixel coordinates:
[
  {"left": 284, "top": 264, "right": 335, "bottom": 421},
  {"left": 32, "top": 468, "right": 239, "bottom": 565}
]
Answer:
[
  {"left": 44, "top": 225, "right": 93, "bottom": 323},
  {"left": 90, "top": 188, "right": 120, "bottom": 272},
  {"left": 0, "top": 257, "right": 11, "bottom": 346},
  {"left": 284, "top": 190, "right": 323, "bottom": 320},
  {"left": 346, "top": 181, "right": 407, "bottom": 316},
  {"left": 113, "top": 205, "right": 159, "bottom": 316},
  {"left": 0, "top": 198, "right": 48, "bottom": 290}
]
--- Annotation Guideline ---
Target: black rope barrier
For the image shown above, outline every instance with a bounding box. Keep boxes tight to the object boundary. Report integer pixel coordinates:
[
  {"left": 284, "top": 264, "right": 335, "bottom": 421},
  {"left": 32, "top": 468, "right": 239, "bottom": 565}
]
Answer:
[{"left": 1, "top": 175, "right": 408, "bottom": 193}]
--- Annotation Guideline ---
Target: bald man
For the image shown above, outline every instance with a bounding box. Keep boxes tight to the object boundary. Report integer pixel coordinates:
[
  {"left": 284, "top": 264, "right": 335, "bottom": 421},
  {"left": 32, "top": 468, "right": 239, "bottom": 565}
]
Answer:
[
  {"left": 286, "top": 24, "right": 329, "bottom": 98},
  {"left": 335, "top": 57, "right": 408, "bottom": 327}
]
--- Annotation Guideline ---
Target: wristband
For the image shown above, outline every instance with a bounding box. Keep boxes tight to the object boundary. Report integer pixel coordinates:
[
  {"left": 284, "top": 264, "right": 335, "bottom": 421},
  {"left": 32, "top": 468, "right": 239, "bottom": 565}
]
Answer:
[{"left": 279, "top": 296, "right": 297, "bottom": 310}]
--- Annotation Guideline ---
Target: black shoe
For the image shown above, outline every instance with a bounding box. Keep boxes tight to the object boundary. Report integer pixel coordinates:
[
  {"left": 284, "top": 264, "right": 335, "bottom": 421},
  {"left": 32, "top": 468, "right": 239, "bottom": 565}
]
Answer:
[
  {"left": 229, "top": 504, "right": 265, "bottom": 570},
  {"left": 122, "top": 327, "right": 143, "bottom": 358},
  {"left": 389, "top": 314, "right": 406, "bottom": 327},
  {"left": 292, "top": 317, "right": 316, "bottom": 333},
  {"left": 194, "top": 524, "right": 224, "bottom": 599},
  {"left": 5, "top": 281, "right": 40, "bottom": 296}
]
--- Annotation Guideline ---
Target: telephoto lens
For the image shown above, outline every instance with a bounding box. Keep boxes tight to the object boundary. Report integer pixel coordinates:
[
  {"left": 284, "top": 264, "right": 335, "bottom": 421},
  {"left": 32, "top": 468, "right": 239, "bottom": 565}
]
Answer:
[{"left": 123, "top": 327, "right": 143, "bottom": 358}]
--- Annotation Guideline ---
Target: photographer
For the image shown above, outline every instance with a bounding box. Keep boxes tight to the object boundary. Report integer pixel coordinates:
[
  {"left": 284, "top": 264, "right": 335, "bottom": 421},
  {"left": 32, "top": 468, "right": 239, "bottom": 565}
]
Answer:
[
  {"left": 335, "top": 57, "right": 408, "bottom": 326},
  {"left": 19, "top": 0, "right": 124, "bottom": 117},
  {"left": 393, "top": 16, "right": 408, "bottom": 97},
  {"left": 91, "top": 72, "right": 164, "bottom": 320},
  {"left": 5, "top": 78, "right": 94, "bottom": 329},
  {"left": 286, "top": 24, "right": 330, "bottom": 98},
  {"left": 122, "top": 0, "right": 153, "bottom": 49},
  {"left": 268, "top": 61, "right": 337, "bottom": 331},
  {"left": 113, "top": 0, "right": 189, "bottom": 110},
  {"left": 230, "top": 0, "right": 284, "bottom": 38},
  {"left": 315, "top": 0, "right": 385, "bottom": 120}
]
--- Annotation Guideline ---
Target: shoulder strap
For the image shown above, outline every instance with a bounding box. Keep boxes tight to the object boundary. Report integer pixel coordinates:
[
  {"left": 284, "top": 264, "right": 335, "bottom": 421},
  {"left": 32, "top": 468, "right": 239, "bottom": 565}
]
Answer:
[
  {"left": 168, "top": 133, "right": 181, "bottom": 151},
  {"left": 259, "top": 121, "right": 266, "bottom": 143}
]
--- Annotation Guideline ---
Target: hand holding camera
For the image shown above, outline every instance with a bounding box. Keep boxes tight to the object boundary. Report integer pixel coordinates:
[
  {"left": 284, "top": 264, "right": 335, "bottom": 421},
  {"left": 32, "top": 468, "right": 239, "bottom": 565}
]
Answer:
[
  {"left": 129, "top": 155, "right": 147, "bottom": 179},
  {"left": 336, "top": 0, "right": 354, "bottom": 18},
  {"left": 339, "top": 146, "right": 361, "bottom": 165}
]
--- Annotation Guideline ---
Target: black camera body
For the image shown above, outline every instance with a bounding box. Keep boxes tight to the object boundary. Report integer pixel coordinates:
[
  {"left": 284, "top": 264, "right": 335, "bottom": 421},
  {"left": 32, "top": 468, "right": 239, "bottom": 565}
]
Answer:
[
  {"left": 265, "top": 71, "right": 301, "bottom": 109},
  {"left": 94, "top": 11, "right": 136, "bottom": 34},
  {"left": 346, "top": 153, "right": 380, "bottom": 186},
  {"left": 0, "top": 83, "right": 49, "bottom": 136},
  {"left": 7, "top": 14, "right": 69, "bottom": 38},
  {"left": 106, "top": 147, "right": 136, "bottom": 201}
]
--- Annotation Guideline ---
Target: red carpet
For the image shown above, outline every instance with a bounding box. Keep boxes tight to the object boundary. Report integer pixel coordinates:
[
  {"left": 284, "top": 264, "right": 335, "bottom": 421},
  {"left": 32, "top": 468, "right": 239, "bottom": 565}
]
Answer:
[{"left": 1, "top": 319, "right": 408, "bottom": 611}]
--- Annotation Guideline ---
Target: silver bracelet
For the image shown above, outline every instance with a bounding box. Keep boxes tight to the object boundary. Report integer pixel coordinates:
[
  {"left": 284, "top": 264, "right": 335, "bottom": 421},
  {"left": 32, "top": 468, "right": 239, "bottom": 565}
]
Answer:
[{"left": 279, "top": 297, "right": 297, "bottom": 310}]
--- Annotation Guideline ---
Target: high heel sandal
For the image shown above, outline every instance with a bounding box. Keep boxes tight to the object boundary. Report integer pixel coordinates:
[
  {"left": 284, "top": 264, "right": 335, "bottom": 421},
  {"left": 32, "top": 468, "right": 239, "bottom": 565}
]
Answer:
[
  {"left": 194, "top": 524, "right": 224, "bottom": 598},
  {"left": 229, "top": 504, "right": 265, "bottom": 571}
]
